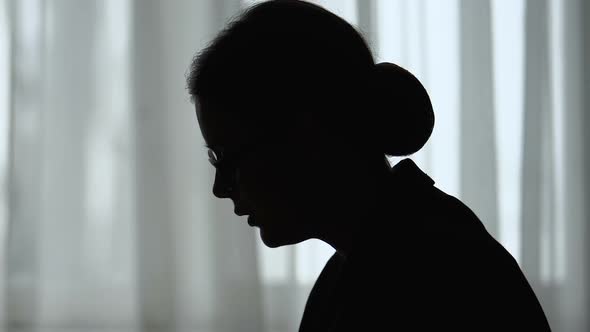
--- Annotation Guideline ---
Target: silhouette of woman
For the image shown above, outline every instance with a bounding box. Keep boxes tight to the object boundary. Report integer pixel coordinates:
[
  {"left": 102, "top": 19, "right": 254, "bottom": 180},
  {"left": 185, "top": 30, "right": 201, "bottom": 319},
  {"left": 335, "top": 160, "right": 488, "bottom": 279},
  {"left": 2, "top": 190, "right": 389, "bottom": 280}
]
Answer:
[{"left": 186, "top": 0, "right": 551, "bottom": 330}]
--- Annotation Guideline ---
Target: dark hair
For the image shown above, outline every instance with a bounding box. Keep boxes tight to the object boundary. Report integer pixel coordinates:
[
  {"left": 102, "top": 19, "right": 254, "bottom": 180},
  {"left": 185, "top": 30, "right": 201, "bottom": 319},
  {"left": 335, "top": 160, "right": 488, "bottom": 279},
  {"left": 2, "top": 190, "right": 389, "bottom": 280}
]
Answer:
[{"left": 186, "top": 0, "right": 434, "bottom": 156}]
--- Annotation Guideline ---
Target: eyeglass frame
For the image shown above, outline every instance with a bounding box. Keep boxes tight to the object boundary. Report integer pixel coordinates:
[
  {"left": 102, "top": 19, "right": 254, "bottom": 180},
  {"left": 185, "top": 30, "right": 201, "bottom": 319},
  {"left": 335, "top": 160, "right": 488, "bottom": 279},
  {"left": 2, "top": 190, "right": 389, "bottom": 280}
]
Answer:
[{"left": 205, "top": 122, "right": 300, "bottom": 191}]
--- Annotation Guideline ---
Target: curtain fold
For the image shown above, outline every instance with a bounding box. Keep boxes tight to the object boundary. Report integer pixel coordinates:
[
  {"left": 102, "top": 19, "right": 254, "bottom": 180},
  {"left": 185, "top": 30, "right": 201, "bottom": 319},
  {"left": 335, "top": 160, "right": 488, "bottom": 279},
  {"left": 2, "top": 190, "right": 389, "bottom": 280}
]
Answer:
[
  {"left": 459, "top": 0, "right": 499, "bottom": 238},
  {"left": 5, "top": 0, "right": 44, "bottom": 328},
  {"left": 521, "top": 0, "right": 589, "bottom": 330},
  {"left": 522, "top": 0, "right": 552, "bottom": 310},
  {"left": 558, "top": 0, "right": 590, "bottom": 330},
  {"left": 133, "top": 0, "right": 177, "bottom": 329}
]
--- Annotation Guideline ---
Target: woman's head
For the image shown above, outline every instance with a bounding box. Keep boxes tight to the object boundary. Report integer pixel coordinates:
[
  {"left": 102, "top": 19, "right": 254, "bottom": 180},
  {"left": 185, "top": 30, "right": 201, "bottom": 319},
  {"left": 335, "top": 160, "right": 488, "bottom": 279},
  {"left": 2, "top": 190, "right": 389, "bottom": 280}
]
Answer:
[{"left": 187, "top": 0, "right": 434, "bottom": 248}]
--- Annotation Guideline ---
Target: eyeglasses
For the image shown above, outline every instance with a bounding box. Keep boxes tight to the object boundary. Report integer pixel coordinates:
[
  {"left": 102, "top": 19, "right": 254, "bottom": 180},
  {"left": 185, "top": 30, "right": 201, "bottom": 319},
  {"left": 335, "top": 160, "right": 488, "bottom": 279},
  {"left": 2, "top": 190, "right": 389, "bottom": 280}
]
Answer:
[
  {"left": 205, "top": 122, "right": 300, "bottom": 191},
  {"left": 206, "top": 146, "right": 238, "bottom": 193},
  {"left": 207, "top": 146, "right": 242, "bottom": 170},
  {"left": 205, "top": 137, "right": 273, "bottom": 192}
]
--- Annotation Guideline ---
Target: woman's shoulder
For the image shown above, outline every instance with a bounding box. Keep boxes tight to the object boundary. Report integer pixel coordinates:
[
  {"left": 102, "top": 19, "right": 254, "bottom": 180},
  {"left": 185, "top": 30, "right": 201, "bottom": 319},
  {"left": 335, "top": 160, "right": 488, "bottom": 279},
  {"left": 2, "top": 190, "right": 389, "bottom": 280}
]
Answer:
[
  {"left": 339, "top": 236, "right": 550, "bottom": 330},
  {"left": 317, "top": 252, "right": 345, "bottom": 284},
  {"left": 305, "top": 252, "right": 345, "bottom": 298},
  {"left": 326, "top": 160, "right": 551, "bottom": 330},
  {"left": 298, "top": 252, "right": 347, "bottom": 332}
]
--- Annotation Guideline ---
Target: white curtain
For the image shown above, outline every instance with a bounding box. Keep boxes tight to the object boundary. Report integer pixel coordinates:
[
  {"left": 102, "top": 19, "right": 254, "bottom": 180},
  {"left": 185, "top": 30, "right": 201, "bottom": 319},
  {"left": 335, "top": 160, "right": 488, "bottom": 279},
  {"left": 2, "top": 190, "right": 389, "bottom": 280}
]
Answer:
[{"left": 1, "top": 0, "right": 588, "bottom": 331}]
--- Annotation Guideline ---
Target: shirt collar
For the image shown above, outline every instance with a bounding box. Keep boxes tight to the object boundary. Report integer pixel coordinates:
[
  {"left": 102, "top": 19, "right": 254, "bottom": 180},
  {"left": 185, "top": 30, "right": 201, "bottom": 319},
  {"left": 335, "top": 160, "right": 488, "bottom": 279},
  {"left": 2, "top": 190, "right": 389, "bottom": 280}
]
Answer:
[
  {"left": 389, "top": 158, "right": 435, "bottom": 188},
  {"left": 338, "top": 158, "right": 435, "bottom": 262}
]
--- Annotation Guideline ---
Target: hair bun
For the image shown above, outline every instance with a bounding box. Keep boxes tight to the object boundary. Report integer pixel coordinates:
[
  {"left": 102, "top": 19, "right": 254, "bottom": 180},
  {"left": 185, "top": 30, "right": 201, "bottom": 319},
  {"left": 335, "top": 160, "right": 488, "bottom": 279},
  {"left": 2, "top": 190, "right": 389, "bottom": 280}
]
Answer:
[{"left": 369, "top": 62, "right": 435, "bottom": 156}]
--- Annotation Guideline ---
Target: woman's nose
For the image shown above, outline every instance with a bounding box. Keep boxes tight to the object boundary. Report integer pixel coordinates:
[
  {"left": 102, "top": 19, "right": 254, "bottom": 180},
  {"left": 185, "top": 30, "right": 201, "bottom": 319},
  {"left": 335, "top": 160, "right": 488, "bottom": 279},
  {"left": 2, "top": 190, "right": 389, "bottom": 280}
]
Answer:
[{"left": 212, "top": 170, "right": 233, "bottom": 198}]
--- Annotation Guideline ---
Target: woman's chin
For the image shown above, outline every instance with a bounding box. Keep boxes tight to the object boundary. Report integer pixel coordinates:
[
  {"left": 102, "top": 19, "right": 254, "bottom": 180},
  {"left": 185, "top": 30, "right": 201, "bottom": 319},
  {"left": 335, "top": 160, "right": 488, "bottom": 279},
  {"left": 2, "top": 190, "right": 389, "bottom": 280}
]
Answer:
[
  {"left": 259, "top": 226, "right": 308, "bottom": 248},
  {"left": 259, "top": 229, "right": 287, "bottom": 248},
  {"left": 252, "top": 213, "right": 312, "bottom": 248}
]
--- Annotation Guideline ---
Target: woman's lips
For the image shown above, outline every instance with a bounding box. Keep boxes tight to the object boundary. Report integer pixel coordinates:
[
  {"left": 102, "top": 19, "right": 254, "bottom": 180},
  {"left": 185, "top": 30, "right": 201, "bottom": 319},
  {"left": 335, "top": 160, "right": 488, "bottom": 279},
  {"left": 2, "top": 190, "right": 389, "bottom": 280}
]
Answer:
[
  {"left": 233, "top": 205, "right": 256, "bottom": 226},
  {"left": 234, "top": 207, "right": 250, "bottom": 216}
]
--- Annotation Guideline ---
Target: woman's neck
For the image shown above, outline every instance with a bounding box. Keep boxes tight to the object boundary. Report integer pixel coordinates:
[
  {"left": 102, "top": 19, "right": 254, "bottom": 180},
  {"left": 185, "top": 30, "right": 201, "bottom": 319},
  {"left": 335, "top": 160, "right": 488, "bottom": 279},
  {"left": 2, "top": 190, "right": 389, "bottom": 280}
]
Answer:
[{"left": 318, "top": 156, "right": 395, "bottom": 259}]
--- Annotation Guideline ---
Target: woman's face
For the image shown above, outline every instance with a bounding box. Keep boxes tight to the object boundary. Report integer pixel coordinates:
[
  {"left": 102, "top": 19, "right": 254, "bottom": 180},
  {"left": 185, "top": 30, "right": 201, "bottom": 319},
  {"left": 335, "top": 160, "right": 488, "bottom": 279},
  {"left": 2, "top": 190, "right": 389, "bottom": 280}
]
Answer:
[{"left": 196, "top": 97, "right": 352, "bottom": 248}]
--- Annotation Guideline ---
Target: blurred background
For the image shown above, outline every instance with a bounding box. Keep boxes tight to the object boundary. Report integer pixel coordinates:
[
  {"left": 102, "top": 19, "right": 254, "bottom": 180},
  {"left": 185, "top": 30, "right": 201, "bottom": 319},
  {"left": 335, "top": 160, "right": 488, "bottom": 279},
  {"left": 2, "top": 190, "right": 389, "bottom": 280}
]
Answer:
[{"left": 0, "top": 0, "right": 588, "bottom": 331}]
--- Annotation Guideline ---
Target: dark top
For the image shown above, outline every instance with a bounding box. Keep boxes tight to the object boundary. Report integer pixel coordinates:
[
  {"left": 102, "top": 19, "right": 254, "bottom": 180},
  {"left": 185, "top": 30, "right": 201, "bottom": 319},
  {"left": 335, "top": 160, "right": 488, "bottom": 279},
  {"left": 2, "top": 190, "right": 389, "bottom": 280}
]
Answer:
[{"left": 298, "top": 159, "right": 551, "bottom": 331}]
